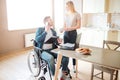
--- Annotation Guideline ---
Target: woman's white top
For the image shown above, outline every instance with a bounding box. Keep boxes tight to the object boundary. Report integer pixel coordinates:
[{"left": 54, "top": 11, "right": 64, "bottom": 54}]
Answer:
[{"left": 65, "top": 12, "right": 80, "bottom": 27}]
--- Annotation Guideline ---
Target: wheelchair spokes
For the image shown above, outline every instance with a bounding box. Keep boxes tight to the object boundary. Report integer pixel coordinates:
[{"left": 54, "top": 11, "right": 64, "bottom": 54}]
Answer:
[
  {"left": 27, "top": 46, "right": 52, "bottom": 80},
  {"left": 28, "top": 50, "right": 41, "bottom": 77}
]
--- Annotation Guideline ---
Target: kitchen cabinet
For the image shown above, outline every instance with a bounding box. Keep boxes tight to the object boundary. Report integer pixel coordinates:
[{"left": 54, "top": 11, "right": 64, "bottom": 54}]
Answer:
[
  {"left": 83, "top": 0, "right": 120, "bottom": 13},
  {"left": 118, "top": 31, "right": 120, "bottom": 51},
  {"left": 83, "top": 0, "right": 105, "bottom": 13},
  {"left": 118, "top": 31, "right": 120, "bottom": 42},
  {"left": 108, "top": 0, "right": 120, "bottom": 13},
  {"left": 80, "top": 29, "right": 107, "bottom": 48},
  {"left": 107, "top": 30, "right": 118, "bottom": 41},
  {"left": 80, "top": 28, "right": 120, "bottom": 48},
  {"left": 106, "top": 30, "right": 120, "bottom": 50}
]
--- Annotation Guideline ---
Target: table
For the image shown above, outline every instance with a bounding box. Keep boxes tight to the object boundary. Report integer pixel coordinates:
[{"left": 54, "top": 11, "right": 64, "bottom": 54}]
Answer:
[{"left": 52, "top": 45, "right": 120, "bottom": 80}]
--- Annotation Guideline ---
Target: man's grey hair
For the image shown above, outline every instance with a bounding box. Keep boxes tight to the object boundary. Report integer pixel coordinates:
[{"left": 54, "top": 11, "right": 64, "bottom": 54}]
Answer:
[{"left": 43, "top": 16, "right": 50, "bottom": 24}]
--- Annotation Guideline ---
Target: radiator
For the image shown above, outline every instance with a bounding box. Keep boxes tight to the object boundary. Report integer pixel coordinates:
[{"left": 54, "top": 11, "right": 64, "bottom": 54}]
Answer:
[{"left": 24, "top": 33, "right": 36, "bottom": 47}]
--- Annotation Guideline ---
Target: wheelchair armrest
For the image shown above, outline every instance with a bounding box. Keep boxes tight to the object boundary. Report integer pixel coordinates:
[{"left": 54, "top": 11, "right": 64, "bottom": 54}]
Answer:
[{"left": 32, "top": 40, "right": 43, "bottom": 54}]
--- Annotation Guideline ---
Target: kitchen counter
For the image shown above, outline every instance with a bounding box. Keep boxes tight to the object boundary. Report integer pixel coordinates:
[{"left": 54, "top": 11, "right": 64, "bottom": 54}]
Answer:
[
  {"left": 79, "top": 27, "right": 120, "bottom": 48},
  {"left": 80, "top": 27, "right": 120, "bottom": 31}
]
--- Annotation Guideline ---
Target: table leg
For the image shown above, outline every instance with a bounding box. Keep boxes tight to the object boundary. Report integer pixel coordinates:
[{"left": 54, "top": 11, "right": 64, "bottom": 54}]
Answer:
[
  {"left": 76, "top": 59, "right": 78, "bottom": 78},
  {"left": 54, "top": 53, "right": 62, "bottom": 80}
]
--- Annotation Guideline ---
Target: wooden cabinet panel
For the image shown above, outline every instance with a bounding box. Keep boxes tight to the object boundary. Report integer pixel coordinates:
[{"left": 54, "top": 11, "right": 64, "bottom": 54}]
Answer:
[
  {"left": 107, "top": 30, "right": 118, "bottom": 41},
  {"left": 83, "top": 0, "right": 105, "bottom": 13},
  {"left": 117, "top": 31, "right": 120, "bottom": 42},
  {"left": 80, "top": 29, "right": 106, "bottom": 48},
  {"left": 109, "top": 0, "right": 120, "bottom": 13},
  {"left": 83, "top": 0, "right": 120, "bottom": 13}
]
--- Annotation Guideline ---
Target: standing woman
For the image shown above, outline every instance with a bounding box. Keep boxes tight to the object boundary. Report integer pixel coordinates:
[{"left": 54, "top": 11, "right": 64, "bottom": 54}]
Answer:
[{"left": 60, "top": 1, "right": 81, "bottom": 72}]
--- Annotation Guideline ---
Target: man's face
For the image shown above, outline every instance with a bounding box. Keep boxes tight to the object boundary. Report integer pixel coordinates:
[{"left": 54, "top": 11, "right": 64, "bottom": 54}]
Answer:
[{"left": 47, "top": 18, "right": 53, "bottom": 27}]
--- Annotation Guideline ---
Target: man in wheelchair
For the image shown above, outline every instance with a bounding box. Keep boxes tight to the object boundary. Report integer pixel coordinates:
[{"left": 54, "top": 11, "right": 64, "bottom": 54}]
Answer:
[{"left": 35, "top": 16, "right": 71, "bottom": 79}]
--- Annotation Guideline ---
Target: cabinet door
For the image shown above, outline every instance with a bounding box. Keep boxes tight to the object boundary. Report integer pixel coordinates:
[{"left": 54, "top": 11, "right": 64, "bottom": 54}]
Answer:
[
  {"left": 107, "top": 30, "right": 118, "bottom": 41},
  {"left": 91, "top": 30, "right": 106, "bottom": 48},
  {"left": 109, "top": 0, "right": 120, "bottom": 13},
  {"left": 118, "top": 31, "right": 120, "bottom": 42},
  {"left": 80, "top": 29, "right": 93, "bottom": 46},
  {"left": 83, "top": 0, "right": 105, "bottom": 13},
  {"left": 80, "top": 29, "right": 106, "bottom": 48}
]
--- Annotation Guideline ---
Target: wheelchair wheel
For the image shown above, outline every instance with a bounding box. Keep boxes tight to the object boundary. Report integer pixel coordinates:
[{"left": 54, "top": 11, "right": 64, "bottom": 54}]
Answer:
[
  {"left": 28, "top": 50, "right": 41, "bottom": 77},
  {"left": 38, "top": 76, "right": 46, "bottom": 80}
]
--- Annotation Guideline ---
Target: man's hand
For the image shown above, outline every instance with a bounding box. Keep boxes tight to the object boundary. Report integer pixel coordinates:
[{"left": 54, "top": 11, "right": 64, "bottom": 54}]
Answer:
[{"left": 45, "top": 22, "right": 50, "bottom": 32}]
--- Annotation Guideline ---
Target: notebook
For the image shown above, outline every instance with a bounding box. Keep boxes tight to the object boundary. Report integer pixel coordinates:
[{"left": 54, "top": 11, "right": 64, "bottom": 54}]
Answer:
[{"left": 45, "top": 36, "right": 59, "bottom": 43}]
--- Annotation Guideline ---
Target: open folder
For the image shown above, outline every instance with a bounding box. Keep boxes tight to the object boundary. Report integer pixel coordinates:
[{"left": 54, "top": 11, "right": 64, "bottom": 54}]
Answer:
[{"left": 45, "top": 36, "right": 59, "bottom": 43}]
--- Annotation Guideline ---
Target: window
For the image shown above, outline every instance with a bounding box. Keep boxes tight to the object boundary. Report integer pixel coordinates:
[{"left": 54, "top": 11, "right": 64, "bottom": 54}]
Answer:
[
  {"left": 54, "top": 0, "right": 64, "bottom": 35},
  {"left": 6, "top": 0, "right": 52, "bottom": 30}
]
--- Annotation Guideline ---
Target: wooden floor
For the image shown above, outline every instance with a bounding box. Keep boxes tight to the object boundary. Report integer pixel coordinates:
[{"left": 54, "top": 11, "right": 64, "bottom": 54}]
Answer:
[
  {"left": 0, "top": 49, "right": 119, "bottom": 80},
  {"left": 0, "top": 49, "right": 32, "bottom": 80}
]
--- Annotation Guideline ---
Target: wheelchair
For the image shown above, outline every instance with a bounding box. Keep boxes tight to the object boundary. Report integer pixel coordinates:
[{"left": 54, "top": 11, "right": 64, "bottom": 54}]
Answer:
[{"left": 27, "top": 40, "right": 52, "bottom": 80}]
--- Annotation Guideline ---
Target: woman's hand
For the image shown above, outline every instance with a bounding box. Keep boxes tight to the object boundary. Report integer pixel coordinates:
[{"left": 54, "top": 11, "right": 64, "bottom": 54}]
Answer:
[
  {"left": 59, "top": 28, "right": 64, "bottom": 33},
  {"left": 57, "top": 38, "right": 63, "bottom": 44},
  {"left": 59, "top": 27, "right": 69, "bottom": 33},
  {"left": 64, "top": 27, "right": 69, "bottom": 31}
]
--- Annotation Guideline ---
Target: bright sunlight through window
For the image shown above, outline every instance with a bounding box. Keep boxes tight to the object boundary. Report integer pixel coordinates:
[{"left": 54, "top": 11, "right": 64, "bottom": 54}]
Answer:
[{"left": 6, "top": 0, "right": 52, "bottom": 30}]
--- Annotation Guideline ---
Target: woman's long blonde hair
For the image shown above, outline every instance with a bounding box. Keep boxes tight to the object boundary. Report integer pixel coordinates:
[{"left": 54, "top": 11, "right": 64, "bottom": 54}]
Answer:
[{"left": 66, "top": 1, "right": 75, "bottom": 12}]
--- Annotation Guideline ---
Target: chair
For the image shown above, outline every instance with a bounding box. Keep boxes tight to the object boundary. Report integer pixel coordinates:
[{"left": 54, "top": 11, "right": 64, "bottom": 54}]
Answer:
[
  {"left": 73, "top": 33, "right": 82, "bottom": 72},
  {"left": 76, "top": 33, "right": 82, "bottom": 48},
  {"left": 91, "top": 40, "right": 120, "bottom": 80}
]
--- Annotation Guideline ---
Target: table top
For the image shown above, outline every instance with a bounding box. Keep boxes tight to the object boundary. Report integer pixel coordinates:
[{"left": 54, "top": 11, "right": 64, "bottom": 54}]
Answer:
[{"left": 52, "top": 45, "right": 120, "bottom": 70}]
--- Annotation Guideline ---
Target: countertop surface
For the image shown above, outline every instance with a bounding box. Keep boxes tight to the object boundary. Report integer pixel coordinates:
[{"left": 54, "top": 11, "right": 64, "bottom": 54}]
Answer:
[{"left": 80, "top": 27, "right": 120, "bottom": 31}]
